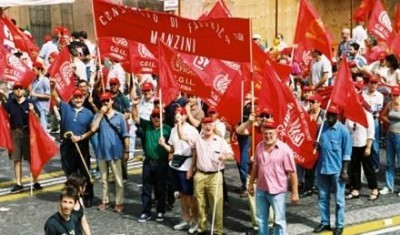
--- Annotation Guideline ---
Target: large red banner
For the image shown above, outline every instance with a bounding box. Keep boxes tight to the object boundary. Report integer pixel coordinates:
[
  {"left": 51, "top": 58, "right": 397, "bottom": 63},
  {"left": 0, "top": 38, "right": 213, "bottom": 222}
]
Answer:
[
  {"left": 92, "top": 0, "right": 251, "bottom": 62},
  {"left": 0, "top": 47, "right": 35, "bottom": 88},
  {"left": 367, "top": 0, "right": 395, "bottom": 44}
]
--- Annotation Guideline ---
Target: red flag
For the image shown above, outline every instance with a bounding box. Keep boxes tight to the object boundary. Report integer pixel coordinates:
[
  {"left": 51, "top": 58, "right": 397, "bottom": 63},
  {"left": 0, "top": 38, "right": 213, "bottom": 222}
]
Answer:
[
  {"left": 316, "top": 85, "right": 333, "bottom": 109},
  {"left": 98, "top": 37, "right": 132, "bottom": 73},
  {"left": 200, "top": 0, "right": 232, "bottom": 19},
  {"left": 270, "top": 58, "right": 292, "bottom": 84},
  {"left": 92, "top": 0, "right": 251, "bottom": 62},
  {"left": 129, "top": 41, "right": 159, "bottom": 75},
  {"left": 29, "top": 112, "right": 58, "bottom": 179},
  {"left": 330, "top": 58, "right": 368, "bottom": 127},
  {"left": 394, "top": 4, "right": 400, "bottom": 32},
  {"left": 391, "top": 31, "right": 400, "bottom": 58},
  {"left": 47, "top": 47, "right": 75, "bottom": 102},
  {"left": 258, "top": 60, "right": 318, "bottom": 169},
  {"left": 0, "top": 106, "right": 13, "bottom": 152},
  {"left": 157, "top": 41, "right": 211, "bottom": 102},
  {"left": 352, "top": 0, "right": 374, "bottom": 22},
  {"left": 1, "top": 15, "right": 39, "bottom": 58},
  {"left": 293, "top": 0, "right": 333, "bottom": 59},
  {"left": 0, "top": 47, "right": 36, "bottom": 87},
  {"left": 367, "top": 0, "right": 395, "bottom": 44}
]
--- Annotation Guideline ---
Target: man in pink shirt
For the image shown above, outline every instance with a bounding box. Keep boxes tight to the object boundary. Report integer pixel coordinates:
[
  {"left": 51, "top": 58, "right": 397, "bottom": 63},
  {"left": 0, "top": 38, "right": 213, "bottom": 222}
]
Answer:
[{"left": 248, "top": 120, "right": 299, "bottom": 235}]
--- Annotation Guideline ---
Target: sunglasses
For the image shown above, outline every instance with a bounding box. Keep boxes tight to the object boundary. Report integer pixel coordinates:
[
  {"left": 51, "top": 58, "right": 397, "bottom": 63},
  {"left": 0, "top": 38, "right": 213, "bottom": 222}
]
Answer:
[
  {"left": 13, "top": 87, "right": 24, "bottom": 90},
  {"left": 151, "top": 114, "right": 160, "bottom": 119},
  {"left": 258, "top": 114, "right": 271, "bottom": 119},
  {"left": 101, "top": 99, "right": 111, "bottom": 103},
  {"left": 309, "top": 100, "right": 317, "bottom": 104}
]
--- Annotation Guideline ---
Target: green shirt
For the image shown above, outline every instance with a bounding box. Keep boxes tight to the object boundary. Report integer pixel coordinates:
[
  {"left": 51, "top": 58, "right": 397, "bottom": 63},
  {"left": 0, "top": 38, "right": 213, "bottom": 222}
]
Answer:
[{"left": 140, "top": 118, "right": 171, "bottom": 161}]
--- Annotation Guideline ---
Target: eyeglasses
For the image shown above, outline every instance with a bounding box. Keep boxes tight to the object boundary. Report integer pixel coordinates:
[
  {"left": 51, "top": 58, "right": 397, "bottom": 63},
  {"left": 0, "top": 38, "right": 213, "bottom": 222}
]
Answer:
[
  {"left": 13, "top": 87, "right": 24, "bottom": 90},
  {"left": 151, "top": 114, "right": 160, "bottom": 119},
  {"left": 258, "top": 114, "right": 271, "bottom": 119}
]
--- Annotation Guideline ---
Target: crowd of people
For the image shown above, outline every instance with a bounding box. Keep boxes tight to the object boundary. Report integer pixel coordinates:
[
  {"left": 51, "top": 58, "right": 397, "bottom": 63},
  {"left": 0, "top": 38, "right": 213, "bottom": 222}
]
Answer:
[{"left": 0, "top": 18, "right": 400, "bottom": 235}]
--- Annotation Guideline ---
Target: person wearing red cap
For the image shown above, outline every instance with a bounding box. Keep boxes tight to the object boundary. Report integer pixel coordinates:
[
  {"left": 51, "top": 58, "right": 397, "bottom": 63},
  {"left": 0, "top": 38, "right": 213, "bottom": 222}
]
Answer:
[
  {"left": 176, "top": 116, "right": 233, "bottom": 235},
  {"left": 362, "top": 76, "right": 384, "bottom": 172},
  {"left": 301, "top": 86, "right": 315, "bottom": 112},
  {"left": 107, "top": 55, "right": 126, "bottom": 93},
  {"left": 30, "top": 61, "right": 51, "bottom": 131},
  {"left": 206, "top": 106, "right": 226, "bottom": 138},
  {"left": 344, "top": 99, "right": 378, "bottom": 201},
  {"left": 3, "top": 82, "right": 42, "bottom": 193},
  {"left": 52, "top": 86, "right": 95, "bottom": 207},
  {"left": 313, "top": 104, "right": 352, "bottom": 235},
  {"left": 39, "top": 30, "right": 59, "bottom": 68},
  {"left": 248, "top": 120, "right": 298, "bottom": 235},
  {"left": 91, "top": 92, "right": 130, "bottom": 213},
  {"left": 364, "top": 37, "right": 384, "bottom": 64},
  {"left": 159, "top": 106, "right": 199, "bottom": 233},
  {"left": 363, "top": 51, "right": 388, "bottom": 79},
  {"left": 47, "top": 51, "right": 59, "bottom": 68},
  {"left": 300, "top": 94, "right": 325, "bottom": 198},
  {"left": 132, "top": 102, "right": 171, "bottom": 222},
  {"left": 380, "top": 86, "right": 400, "bottom": 195}
]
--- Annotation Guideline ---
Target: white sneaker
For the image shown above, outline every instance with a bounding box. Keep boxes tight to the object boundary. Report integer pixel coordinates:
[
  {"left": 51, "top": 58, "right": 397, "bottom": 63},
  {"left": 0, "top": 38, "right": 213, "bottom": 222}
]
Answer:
[
  {"left": 379, "top": 187, "right": 392, "bottom": 195},
  {"left": 188, "top": 222, "right": 198, "bottom": 234},
  {"left": 155, "top": 213, "right": 164, "bottom": 222},
  {"left": 173, "top": 221, "right": 190, "bottom": 230}
]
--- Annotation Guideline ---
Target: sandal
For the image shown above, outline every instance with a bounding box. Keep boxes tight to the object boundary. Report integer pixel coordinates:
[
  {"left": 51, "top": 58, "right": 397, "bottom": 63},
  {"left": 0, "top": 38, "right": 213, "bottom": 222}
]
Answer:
[
  {"left": 368, "top": 192, "right": 380, "bottom": 201},
  {"left": 345, "top": 192, "right": 360, "bottom": 200}
]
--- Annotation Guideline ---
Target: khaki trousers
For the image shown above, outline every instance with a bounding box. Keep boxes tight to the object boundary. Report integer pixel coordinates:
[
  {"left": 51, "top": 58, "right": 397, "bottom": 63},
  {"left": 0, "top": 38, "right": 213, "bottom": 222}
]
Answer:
[
  {"left": 98, "top": 159, "right": 124, "bottom": 205},
  {"left": 194, "top": 171, "right": 223, "bottom": 235}
]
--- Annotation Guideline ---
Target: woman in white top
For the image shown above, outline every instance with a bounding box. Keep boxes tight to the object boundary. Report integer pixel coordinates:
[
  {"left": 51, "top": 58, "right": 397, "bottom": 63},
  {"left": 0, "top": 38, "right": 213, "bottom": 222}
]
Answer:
[{"left": 381, "top": 54, "right": 400, "bottom": 87}]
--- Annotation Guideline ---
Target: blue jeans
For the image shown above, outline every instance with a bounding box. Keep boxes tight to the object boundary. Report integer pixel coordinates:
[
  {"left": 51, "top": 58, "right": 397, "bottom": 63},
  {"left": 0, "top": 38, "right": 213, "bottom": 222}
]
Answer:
[
  {"left": 237, "top": 134, "right": 250, "bottom": 187},
  {"left": 38, "top": 108, "right": 48, "bottom": 131},
  {"left": 371, "top": 118, "right": 380, "bottom": 169},
  {"left": 255, "top": 189, "right": 286, "bottom": 235},
  {"left": 385, "top": 132, "right": 400, "bottom": 192},
  {"left": 317, "top": 173, "right": 346, "bottom": 229}
]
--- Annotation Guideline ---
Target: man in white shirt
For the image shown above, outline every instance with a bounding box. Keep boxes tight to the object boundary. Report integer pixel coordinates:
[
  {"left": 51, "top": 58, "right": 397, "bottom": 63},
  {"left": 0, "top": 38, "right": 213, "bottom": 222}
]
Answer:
[
  {"left": 352, "top": 21, "right": 368, "bottom": 55},
  {"left": 309, "top": 50, "right": 332, "bottom": 90},
  {"left": 362, "top": 76, "right": 384, "bottom": 172},
  {"left": 107, "top": 56, "right": 126, "bottom": 93}
]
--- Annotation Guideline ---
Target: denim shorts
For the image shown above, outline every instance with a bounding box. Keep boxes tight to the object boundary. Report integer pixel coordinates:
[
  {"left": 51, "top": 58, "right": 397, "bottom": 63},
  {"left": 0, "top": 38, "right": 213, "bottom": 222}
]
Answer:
[{"left": 170, "top": 167, "right": 194, "bottom": 195}]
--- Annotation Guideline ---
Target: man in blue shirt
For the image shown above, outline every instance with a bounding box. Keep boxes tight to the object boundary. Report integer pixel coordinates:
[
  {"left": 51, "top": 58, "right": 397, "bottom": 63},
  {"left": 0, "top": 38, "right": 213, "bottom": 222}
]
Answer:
[
  {"left": 53, "top": 87, "right": 94, "bottom": 207},
  {"left": 30, "top": 62, "right": 51, "bottom": 131},
  {"left": 91, "top": 92, "right": 130, "bottom": 213},
  {"left": 313, "top": 104, "right": 352, "bottom": 235}
]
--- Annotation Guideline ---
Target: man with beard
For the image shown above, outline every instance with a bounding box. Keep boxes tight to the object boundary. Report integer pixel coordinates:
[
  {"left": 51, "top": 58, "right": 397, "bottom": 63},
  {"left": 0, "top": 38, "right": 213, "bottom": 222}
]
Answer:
[
  {"left": 44, "top": 186, "right": 80, "bottom": 235},
  {"left": 313, "top": 104, "right": 352, "bottom": 235},
  {"left": 52, "top": 87, "right": 94, "bottom": 207}
]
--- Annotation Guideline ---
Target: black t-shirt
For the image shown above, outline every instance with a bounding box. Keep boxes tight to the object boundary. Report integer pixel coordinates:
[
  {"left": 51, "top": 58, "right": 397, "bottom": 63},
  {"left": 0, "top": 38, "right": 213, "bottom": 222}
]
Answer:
[
  {"left": 44, "top": 212, "right": 79, "bottom": 235},
  {"left": 4, "top": 98, "right": 39, "bottom": 129}
]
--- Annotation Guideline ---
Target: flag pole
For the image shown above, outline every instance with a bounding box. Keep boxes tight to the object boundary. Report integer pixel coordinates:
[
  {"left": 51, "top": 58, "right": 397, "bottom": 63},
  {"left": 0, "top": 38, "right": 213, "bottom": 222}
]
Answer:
[
  {"left": 249, "top": 19, "right": 256, "bottom": 164},
  {"left": 313, "top": 99, "right": 331, "bottom": 154},
  {"left": 91, "top": 0, "right": 105, "bottom": 93},
  {"left": 157, "top": 41, "right": 163, "bottom": 137},
  {"left": 275, "top": 0, "right": 278, "bottom": 37}
]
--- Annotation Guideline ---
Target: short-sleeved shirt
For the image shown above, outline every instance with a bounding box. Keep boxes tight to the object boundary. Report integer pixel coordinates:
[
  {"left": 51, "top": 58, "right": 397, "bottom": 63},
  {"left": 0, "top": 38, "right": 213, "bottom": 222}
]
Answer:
[
  {"left": 188, "top": 133, "right": 233, "bottom": 172},
  {"left": 362, "top": 90, "right": 384, "bottom": 114},
  {"left": 140, "top": 118, "right": 171, "bottom": 161},
  {"left": 317, "top": 122, "right": 352, "bottom": 175},
  {"left": 311, "top": 55, "right": 332, "bottom": 87},
  {"left": 138, "top": 98, "right": 154, "bottom": 121},
  {"left": 44, "top": 212, "right": 79, "bottom": 235},
  {"left": 254, "top": 140, "right": 296, "bottom": 194},
  {"left": 95, "top": 111, "right": 129, "bottom": 160},
  {"left": 39, "top": 40, "right": 58, "bottom": 67},
  {"left": 4, "top": 97, "right": 39, "bottom": 129},
  {"left": 168, "top": 122, "right": 200, "bottom": 171},
  {"left": 107, "top": 63, "right": 126, "bottom": 92},
  {"left": 31, "top": 76, "right": 51, "bottom": 112},
  {"left": 60, "top": 102, "right": 94, "bottom": 138}
]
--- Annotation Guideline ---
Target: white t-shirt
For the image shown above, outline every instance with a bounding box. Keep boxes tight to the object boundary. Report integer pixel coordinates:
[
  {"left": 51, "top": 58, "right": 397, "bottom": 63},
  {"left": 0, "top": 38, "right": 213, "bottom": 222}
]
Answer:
[
  {"left": 311, "top": 55, "right": 332, "bottom": 87},
  {"left": 168, "top": 122, "right": 200, "bottom": 171},
  {"left": 107, "top": 63, "right": 126, "bottom": 92}
]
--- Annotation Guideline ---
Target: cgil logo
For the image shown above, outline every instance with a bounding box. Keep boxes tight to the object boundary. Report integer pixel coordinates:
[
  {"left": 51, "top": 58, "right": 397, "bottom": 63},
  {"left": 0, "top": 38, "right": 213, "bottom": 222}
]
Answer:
[
  {"left": 213, "top": 74, "right": 231, "bottom": 94},
  {"left": 138, "top": 43, "right": 155, "bottom": 59},
  {"left": 378, "top": 11, "right": 392, "bottom": 31},
  {"left": 60, "top": 62, "right": 73, "bottom": 84},
  {"left": 111, "top": 37, "right": 128, "bottom": 47}
]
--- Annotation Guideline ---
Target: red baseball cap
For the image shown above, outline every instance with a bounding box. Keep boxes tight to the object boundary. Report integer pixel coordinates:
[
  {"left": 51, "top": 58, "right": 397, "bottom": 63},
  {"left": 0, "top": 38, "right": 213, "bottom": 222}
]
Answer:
[
  {"left": 256, "top": 106, "right": 273, "bottom": 116},
  {"left": 261, "top": 120, "right": 278, "bottom": 129},
  {"left": 141, "top": 82, "right": 154, "bottom": 91},
  {"left": 391, "top": 86, "right": 400, "bottom": 95},
  {"left": 151, "top": 108, "right": 161, "bottom": 115},
  {"left": 327, "top": 104, "right": 340, "bottom": 114},
  {"left": 368, "top": 76, "right": 380, "bottom": 83},
  {"left": 109, "top": 78, "right": 120, "bottom": 85},
  {"left": 72, "top": 89, "right": 84, "bottom": 97},
  {"left": 354, "top": 81, "right": 364, "bottom": 91},
  {"left": 49, "top": 51, "right": 59, "bottom": 60},
  {"left": 309, "top": 94, "right": 323, "bottom": 103},
  {"left": 202, "top": 117, "right": 214, "bottom": 124},
  {"left": 100, "top": 92, "right": 113, "bottom": 101},
  {"left": 32, "top": 61, "right": 44, "bottom": 69},
  {"left": 303, "top": 86, "right": 314, "bottom": 92},
  {"left": 13, "top": 81, "right": 24, "bottom": 89},
  {"left": 174, "top": 107, "right": 187, "bottom": 115},
  {"left": 207, "top": 106, "right": 218, "bottom": 113},
  {"left": 378, "top": 51, "right": 387, "bottom": 61}
]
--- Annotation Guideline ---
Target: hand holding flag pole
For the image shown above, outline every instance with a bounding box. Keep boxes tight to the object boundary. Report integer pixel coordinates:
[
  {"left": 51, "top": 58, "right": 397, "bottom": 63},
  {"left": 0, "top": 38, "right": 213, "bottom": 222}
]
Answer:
[
  {"left": 312, "top": 99, "right": 331, "bottom": 154},
  {"left": 63, "top": 131, "right": 94, "bottom": 183}
]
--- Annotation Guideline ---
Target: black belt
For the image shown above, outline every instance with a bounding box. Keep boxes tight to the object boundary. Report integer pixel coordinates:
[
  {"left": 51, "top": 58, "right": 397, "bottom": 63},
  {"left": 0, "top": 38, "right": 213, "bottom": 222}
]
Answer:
[
  {"left": 11, "top": 126, "right": 28, "bottom": 131},
  {"left": 198, "top": 169, "right": 222, "bottom": 174}
]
